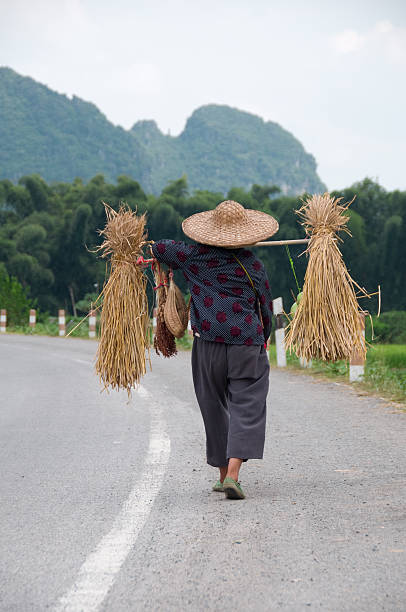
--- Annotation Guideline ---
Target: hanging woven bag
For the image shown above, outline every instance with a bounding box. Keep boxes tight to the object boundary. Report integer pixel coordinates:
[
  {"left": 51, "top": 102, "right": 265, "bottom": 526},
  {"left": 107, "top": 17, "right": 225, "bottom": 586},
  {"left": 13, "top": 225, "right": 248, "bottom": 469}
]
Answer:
[{"left": 164, "top": 270, "right": 189, "bottom": 338}]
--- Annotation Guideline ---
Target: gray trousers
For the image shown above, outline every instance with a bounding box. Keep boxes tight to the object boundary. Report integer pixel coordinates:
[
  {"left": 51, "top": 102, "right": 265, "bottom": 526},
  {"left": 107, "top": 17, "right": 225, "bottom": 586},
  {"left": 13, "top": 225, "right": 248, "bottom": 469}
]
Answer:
[{"left": 191, "top": 338, "right": 270, "bottom": 467}]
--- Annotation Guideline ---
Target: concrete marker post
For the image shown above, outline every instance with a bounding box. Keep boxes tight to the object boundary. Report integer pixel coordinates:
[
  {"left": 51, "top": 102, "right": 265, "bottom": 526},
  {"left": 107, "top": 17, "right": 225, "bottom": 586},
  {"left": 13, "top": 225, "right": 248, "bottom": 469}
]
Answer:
[
  {"left": 152, "top": 307, "right": 157, "bottom": 339},
  {"left": 58, "top": 309, "right": 66, "bottom": 337},
  {"left": 0, "top": 309, "right": 6, "bottom": 333},
  {"left": 299, "top": 356, "right": 312, "bottom": 368},
  {"left": 349, "top": 312, "right": 366, "bottom": 382},
  {"left": 150, "top": 308, "right": 158, "bottom": 344},
  {"left": 29, "top": 309, "right": 36, "bottom": 328},
  {"left": 89, "top": 309, "right": 96, "bottom": 338},
  {"left": 273, "top": 297, "right": 287, "bottom": 367}
]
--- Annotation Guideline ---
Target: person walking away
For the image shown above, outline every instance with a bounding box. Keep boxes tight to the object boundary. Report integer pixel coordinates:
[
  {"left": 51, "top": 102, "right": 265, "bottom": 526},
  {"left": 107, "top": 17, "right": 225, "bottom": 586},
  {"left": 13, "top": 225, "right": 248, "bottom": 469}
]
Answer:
[{"left": 151, "top": 200, "right": 278, "bottom": 499}]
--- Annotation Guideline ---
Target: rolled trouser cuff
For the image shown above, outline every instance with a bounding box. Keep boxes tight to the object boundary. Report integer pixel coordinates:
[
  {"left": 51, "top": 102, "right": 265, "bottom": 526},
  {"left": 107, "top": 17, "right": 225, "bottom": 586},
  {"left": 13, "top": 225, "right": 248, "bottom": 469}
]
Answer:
[
  {"left": 207, "top": 456, "right": 228, "bottom": 468},
  {"left": 227, "top": 431, "right": 265, "bottom": 462}
]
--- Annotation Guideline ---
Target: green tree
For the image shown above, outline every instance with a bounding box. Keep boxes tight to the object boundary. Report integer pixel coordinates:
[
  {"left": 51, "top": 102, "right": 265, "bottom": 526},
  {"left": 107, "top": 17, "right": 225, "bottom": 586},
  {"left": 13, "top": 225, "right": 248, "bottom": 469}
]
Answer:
[
  {"left": 0, "top": 174, "right": 404, "bottom": 316},
  {"left": 0, "top": 262, "right": 33, "bottom": 325}
]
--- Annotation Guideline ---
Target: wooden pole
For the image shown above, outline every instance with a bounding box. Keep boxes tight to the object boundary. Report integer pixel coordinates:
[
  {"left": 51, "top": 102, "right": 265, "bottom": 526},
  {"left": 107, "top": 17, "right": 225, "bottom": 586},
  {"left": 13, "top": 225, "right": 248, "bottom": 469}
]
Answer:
[{"left": 255, "top": 239, "right": 309, "bottom": 247}]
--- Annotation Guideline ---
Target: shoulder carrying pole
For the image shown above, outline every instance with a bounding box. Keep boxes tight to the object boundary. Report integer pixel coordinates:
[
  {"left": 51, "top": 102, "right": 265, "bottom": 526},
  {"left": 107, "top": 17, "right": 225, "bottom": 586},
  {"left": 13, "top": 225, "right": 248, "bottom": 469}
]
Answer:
[{"left": 255, "top": 239, "right": 309, "bottom": 247}]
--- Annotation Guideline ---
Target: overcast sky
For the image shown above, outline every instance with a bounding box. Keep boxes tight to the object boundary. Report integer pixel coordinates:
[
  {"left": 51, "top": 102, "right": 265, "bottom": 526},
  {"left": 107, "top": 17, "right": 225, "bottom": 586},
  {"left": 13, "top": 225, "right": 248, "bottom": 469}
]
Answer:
[{"left": 1, "top": 0, "right": 405, "bottom": 191}]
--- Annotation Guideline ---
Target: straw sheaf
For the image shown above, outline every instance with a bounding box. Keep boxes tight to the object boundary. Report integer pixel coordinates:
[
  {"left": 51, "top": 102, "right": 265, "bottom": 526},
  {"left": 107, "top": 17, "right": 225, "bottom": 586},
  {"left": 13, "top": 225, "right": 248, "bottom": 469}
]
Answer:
[
  {"left": 285, "top": 193, "right": 368, "bottom": 363},
  {"left": 153, "top": 264, "right": 177, "bottom": 358},
  {"left": 95, "top": 203, "right": 151, "bottom": 395},
  {"left": 182, "top": 200, "right": 279, "bottom": 247}
]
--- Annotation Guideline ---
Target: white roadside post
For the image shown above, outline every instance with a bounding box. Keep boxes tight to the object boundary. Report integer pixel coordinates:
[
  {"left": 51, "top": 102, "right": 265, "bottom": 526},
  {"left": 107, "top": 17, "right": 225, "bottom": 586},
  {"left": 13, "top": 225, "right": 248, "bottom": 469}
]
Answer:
[
  {"left": 152, "top": 307, "right": 157, "bottom": 337},
  {"left": 349, "top": 312, "right": 366, "bottom": 382},
  {"left": 58, "top": 309, "right": 66, "bottom": 337},
  {"left": 0, "top": 309, "right": 6, "bottom": 333},
  {"left": 273, "top": 297, "right": 287, "bottom": 367},
  {"left": 29, "top": 309, "right": 36, "bottom": 328},
  {"left": 299, "top": 356, "right": 312, "bottom": 368},
  {"left": 187, "top": 319, "right": 193, "bottom": 338},
  {"left": 89, "top": 309, "right": 96, "bottom": 338}
]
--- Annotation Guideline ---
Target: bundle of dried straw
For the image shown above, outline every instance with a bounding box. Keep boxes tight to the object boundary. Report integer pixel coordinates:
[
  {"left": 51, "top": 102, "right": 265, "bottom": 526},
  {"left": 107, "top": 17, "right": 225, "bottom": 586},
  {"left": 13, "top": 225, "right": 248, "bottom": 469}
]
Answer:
[
  {"left": 95, "top": 203, "right": 150, "bottom": 394},
  {"left": 285, "top": 193, "right": 368, "bottom": 362},
  {"left": 153, "top": 262, "right": 177, "bottom": 357}
]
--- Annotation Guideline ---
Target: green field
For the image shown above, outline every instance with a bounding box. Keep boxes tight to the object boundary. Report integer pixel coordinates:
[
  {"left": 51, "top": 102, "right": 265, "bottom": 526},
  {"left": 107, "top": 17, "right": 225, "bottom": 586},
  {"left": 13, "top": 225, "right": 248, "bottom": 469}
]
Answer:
[
  {"left": 363, "top": 345, "right": 406, "bottom": 402},
  {"left": 366, "top": 344, "right": 406, "bottom": 369}
]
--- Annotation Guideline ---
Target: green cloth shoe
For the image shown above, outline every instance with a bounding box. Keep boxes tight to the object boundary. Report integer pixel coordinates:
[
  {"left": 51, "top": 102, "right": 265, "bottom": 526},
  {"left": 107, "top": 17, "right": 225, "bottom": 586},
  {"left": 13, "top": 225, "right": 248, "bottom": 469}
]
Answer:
[
  {"left": 223, "top": 477, "right": 245, "bottom": 500},
  {"left": 212, "top": 480, "right": 224, "bottom": 492}
]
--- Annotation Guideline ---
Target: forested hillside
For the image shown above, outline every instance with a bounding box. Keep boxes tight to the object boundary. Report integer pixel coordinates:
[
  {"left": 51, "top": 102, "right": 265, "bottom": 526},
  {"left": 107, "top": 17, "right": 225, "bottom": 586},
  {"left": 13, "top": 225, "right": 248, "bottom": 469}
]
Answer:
[
  {"left": 0, "top": 67, "right": 150, "bottom": 186},
  {"left": 0, "top": 67, "right": 325, "bottom": 194},
  {"left": 0, "top": 175, "right": 404, "bottom": 316},
  {"left": 131, "top": 105, "right": 326, "bottom": 194}
]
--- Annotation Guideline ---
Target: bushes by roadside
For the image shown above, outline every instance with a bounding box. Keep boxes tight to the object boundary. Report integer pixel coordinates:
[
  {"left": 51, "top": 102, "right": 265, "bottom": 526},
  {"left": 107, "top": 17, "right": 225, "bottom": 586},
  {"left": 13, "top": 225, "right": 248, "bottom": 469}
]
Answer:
[
  {"left": 0, "top": 263, "right": 33, "bottom": 326},
  {"left": 366, "top": 311, "right": 406, "bottom": 344}
]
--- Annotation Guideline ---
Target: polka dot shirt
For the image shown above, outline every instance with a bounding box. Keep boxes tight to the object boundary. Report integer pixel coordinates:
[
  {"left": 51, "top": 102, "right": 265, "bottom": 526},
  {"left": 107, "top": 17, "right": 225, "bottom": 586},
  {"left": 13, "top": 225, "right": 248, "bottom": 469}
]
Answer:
[{"left": 152, "top": 240, "right": 273, "bottom": 346}]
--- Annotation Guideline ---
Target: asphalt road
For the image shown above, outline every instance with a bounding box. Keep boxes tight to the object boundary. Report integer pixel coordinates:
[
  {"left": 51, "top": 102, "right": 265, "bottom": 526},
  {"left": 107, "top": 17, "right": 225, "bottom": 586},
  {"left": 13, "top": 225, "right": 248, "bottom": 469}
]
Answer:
[{"left": 0, "top": 334, "right": 405, "bottom": 612}]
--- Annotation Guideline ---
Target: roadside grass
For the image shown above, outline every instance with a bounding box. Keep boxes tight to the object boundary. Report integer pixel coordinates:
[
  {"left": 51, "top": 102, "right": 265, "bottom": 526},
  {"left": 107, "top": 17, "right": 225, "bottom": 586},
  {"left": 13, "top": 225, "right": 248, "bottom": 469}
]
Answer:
[
  {"left": 176, "top": 334, "right": 193, "bottom": 350},
  {"left": 268, "top": 344, "right": 406, "bottom": 405},
  {"left": 367, "top": 344, "right": 406, "bottom": 369},
  {"left": 7, "top": 316, "right": 97, "bottom": 338},
  {"left": 362, "top": 345, "right": 406, "bottom": 403},
  {"left": 7, "top": 318, "right": 193, "bottom": 347}
]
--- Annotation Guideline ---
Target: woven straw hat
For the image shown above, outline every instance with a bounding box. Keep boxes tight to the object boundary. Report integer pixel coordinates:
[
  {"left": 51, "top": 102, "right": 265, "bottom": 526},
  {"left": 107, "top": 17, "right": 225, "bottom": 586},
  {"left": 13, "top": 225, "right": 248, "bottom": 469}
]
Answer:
[{"left": 182, "top": 200, "right": 279, "bottom": 247}]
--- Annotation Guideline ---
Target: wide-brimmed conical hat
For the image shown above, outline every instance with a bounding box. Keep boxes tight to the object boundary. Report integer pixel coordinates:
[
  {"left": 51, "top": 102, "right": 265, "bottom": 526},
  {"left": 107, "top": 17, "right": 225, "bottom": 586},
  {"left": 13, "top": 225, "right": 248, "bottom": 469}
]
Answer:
[{"left": 182, "top": 200, "right": 279, "bottom": 247}]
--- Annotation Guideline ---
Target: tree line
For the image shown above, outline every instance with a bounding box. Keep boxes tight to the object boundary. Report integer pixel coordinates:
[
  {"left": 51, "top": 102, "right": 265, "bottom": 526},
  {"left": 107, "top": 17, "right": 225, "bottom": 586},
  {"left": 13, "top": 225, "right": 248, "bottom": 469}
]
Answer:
[{"left": 0, "top": 174, "right": 404, "bottom": 322}]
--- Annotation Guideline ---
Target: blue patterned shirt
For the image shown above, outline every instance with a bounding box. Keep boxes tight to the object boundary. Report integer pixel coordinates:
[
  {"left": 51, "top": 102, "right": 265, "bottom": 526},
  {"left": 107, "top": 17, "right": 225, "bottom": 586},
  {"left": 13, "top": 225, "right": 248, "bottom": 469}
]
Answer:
[{"left": 152, "top": 240, "right": 273, "bottom": 346}]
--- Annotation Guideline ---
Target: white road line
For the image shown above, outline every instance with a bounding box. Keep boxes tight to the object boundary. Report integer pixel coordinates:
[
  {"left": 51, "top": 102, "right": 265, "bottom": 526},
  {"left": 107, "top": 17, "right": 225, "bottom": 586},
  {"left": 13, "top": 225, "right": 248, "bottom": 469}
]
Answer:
[
  {"left": 54, "top": 384, "right": 171, "bottom": 612},
  {"left": 73, "top": 358, "right": 93, "bottom": 365},
  {"left": 137, "top": 385, "right": 149, "bottom": 399}
]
